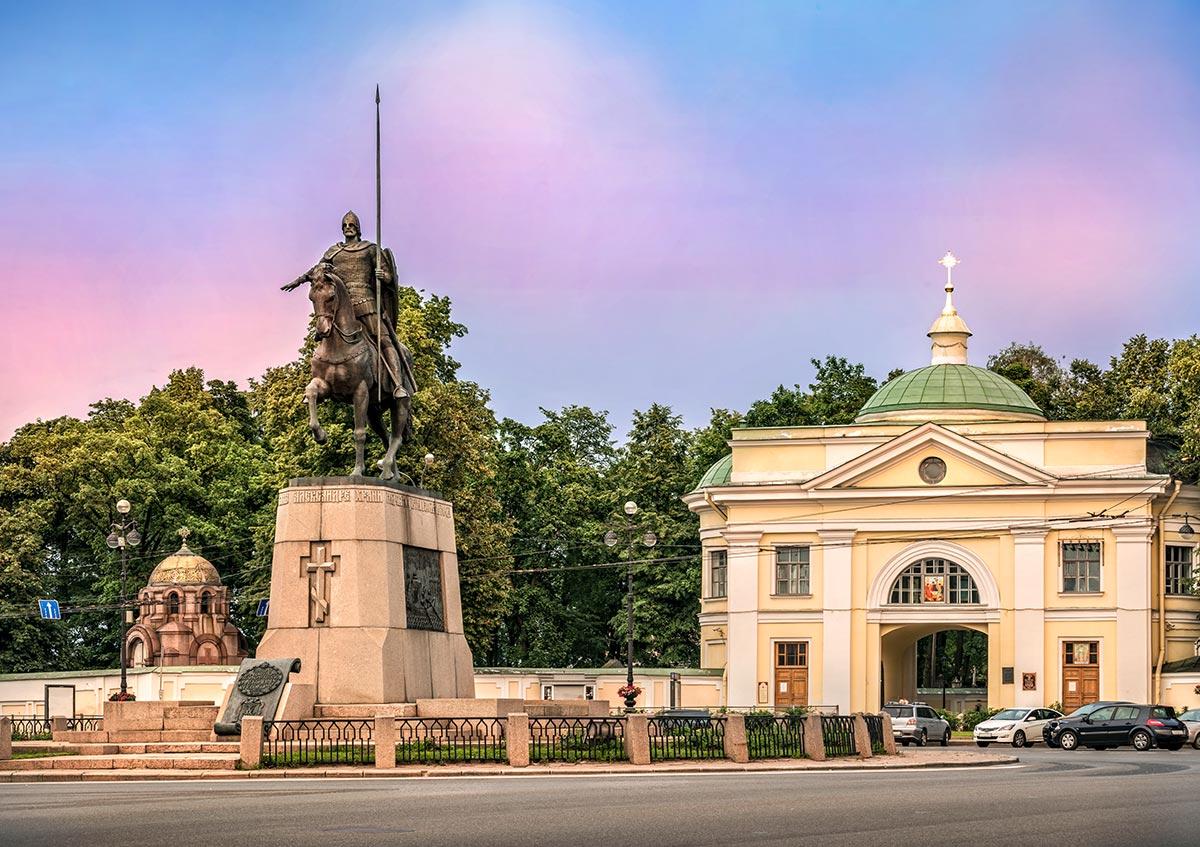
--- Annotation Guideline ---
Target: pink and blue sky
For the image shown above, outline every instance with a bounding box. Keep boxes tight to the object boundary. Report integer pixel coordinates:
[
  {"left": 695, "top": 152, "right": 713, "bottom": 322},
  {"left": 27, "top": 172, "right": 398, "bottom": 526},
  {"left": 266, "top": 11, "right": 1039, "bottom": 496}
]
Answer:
[{"left": 3, "top": 1, "right": 1199, "bottom": 440}]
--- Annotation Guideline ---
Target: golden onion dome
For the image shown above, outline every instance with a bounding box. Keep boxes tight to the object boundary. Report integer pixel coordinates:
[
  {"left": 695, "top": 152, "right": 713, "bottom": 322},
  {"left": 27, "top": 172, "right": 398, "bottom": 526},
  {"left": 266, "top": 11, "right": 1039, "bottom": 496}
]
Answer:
[{"left": 148, "top": 530, "right": 222, "bottom": 585}]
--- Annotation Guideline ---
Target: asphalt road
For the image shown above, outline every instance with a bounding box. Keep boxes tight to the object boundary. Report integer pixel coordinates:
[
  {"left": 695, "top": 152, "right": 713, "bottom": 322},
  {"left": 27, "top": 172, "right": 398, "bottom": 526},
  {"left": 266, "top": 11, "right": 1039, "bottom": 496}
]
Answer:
[{"left": 2, "top": 747, "right": 1198, "bottom": 847}]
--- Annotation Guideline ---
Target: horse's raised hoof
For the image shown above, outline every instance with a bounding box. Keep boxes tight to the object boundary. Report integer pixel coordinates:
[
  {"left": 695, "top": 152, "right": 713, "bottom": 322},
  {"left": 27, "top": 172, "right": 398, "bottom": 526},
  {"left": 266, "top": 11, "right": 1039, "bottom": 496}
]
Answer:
[{"left": 312, "top": 426, "right": 327, "bottom": 445}]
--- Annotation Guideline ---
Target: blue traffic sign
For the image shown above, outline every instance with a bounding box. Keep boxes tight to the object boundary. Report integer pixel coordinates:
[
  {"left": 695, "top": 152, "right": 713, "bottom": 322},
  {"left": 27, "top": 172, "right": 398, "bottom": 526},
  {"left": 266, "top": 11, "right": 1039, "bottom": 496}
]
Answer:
[
  {"left": 256, "top": 599, "right": 270, "bottom": 617},
  {"left": 38, "top": 599, "right": 61, "bottom": 620}
]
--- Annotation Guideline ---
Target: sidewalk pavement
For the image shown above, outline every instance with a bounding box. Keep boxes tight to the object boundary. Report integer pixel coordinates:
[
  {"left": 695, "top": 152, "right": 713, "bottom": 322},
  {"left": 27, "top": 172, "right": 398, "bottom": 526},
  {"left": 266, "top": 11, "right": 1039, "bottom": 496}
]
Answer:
[{"left": 0, "top": 748, "right": 1018, "bottom": 783}]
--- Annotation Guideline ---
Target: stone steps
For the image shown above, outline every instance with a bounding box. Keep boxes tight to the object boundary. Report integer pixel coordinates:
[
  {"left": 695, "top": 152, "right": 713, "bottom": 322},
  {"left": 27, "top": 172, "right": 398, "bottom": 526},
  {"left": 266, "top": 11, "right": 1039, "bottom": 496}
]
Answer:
[
  {"left": 57, "top": 729, "right": 217, "bottom": 743},
  {"left": 3, "top": 753, "right": 239, "bottom": 771}
]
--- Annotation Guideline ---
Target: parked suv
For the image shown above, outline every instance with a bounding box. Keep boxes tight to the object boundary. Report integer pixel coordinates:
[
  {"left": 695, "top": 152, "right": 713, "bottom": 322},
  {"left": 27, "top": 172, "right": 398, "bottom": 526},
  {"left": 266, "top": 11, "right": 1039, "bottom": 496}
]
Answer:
[
  {"left": 1043, "top": 703, "right": 1188, "bottom": 751},
  {"left": 882, "top": 701, "right": 951, "bottom": 747}
]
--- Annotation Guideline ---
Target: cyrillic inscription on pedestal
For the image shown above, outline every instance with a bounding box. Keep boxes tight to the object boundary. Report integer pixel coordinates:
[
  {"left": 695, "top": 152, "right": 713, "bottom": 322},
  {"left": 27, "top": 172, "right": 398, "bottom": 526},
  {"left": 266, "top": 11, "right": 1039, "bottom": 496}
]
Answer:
[
  {"left": 404, "top": 545, "right": 444, "bottom": 631},
  {"left": 301, "top": 542, "right": 339, "bottom": 626}
]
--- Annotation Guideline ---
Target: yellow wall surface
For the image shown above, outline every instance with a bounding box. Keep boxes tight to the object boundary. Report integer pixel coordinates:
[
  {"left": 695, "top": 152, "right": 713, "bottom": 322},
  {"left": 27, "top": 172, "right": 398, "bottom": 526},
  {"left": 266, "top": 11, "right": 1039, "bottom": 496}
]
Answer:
[{"left": 856, "top": 453, "right": 1015, "bottom": 489}]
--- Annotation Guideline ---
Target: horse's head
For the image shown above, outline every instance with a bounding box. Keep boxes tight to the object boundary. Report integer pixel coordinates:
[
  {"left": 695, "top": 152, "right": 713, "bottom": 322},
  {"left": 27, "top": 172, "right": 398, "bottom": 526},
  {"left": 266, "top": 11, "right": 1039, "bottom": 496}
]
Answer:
[{"left": 308, "top": 263, "right": 342, "bottom": 339}]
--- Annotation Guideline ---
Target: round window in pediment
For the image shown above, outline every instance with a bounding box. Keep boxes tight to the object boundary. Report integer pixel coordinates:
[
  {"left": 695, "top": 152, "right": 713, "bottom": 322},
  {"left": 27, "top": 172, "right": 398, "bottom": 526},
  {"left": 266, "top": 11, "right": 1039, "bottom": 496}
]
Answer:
[{"left": 919, "top": 456, "right": 947, "bottom": 485}]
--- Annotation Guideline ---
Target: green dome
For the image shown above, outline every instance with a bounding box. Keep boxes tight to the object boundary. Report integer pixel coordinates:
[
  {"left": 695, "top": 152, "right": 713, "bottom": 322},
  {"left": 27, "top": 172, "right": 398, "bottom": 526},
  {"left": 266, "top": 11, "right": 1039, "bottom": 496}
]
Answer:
[
  {"left": 693, "top": 453, "right": 732, "bottom": 491},
  {"left": 856, "top": 364, "right": 1044, "bottom": 422}
]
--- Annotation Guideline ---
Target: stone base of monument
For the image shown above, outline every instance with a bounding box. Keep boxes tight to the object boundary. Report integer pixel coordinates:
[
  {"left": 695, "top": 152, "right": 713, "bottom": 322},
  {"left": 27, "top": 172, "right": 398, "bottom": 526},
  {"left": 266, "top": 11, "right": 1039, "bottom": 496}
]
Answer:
[
  {"left": 309, "top": 699, "right": 610, "bottom": 719},
  {"left": 255, "top": 478, "right": 476, "bottom": 714}
]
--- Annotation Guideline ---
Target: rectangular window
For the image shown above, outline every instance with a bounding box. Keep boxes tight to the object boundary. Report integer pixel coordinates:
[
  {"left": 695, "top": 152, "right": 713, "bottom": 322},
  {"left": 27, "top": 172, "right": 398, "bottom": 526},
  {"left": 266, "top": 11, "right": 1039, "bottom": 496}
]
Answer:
[
  {"left": 541, "top": 685, "right": 553, "bottom": 701},
  {"left": 1165, "top": 545, "right": 1194, "bottom": 595},
  {"left": 584, "top": 685, "right": 595, "bottom": 700},
  {"left": 1061, "top": 542, "right": 1101, "bottom": 593},
  {"left": 775, "top": 546, "right": 810, "bottom": 595},
  {"left": 709, "top": 549, "right": 727, "bottom": 598}
]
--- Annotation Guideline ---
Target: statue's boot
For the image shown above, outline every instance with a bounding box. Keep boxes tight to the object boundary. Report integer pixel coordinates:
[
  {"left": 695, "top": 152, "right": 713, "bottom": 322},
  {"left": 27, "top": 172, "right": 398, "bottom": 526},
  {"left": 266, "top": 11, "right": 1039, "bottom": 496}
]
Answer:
[{"left": 383, "top": 346, "right": 409, "bottom": 399}]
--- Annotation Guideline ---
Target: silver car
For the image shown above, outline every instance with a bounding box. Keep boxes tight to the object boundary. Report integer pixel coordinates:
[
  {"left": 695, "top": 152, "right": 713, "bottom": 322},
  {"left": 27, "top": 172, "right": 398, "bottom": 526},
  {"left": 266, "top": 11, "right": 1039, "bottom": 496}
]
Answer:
[
  {"left": 1177, "top": 708, "right": 1200, "bottom": 749},
  {"left": 973, "top": 707, "right": 1063, "bottom": 748},
  {"left": 882, "top": 701, "right": 951, "bottom": 747}
]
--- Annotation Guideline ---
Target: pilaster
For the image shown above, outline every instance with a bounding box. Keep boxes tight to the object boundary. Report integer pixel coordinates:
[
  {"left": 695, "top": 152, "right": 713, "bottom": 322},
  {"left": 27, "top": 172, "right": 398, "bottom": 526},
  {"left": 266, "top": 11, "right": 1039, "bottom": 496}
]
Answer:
[
  {"left": 1011, "top": 529, "right": 1048, "bottom": 707},
  {"left": 1113, "top": 522, "right": 1154, "bottom": 702},
  {"left": 819, "top": 529, "right": 857, "bottom": 714},
  {"left": 723, "top": 530, "right": 763, "bottom": 709}
]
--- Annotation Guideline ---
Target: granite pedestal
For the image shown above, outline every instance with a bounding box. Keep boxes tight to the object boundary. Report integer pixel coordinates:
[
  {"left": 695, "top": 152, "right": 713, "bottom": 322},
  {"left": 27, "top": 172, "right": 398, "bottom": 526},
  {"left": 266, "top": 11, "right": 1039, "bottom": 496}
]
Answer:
[{"left": 255, "top": 478, "right": 475, "bottom": 708}]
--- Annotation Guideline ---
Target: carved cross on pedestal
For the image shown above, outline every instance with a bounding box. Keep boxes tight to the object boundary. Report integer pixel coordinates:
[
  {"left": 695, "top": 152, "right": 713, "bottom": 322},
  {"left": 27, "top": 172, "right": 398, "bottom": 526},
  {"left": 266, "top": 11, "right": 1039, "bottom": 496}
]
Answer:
[{"left": 300, "top": 542, "right": 339, "bottom": 626}]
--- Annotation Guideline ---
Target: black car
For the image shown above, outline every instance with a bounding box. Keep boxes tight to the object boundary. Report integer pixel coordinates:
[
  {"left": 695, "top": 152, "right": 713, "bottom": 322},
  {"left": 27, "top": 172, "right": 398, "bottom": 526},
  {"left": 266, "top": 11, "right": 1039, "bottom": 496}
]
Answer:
[{"left": 1042, "top": 703, "right": 1188, "bottom": 751}]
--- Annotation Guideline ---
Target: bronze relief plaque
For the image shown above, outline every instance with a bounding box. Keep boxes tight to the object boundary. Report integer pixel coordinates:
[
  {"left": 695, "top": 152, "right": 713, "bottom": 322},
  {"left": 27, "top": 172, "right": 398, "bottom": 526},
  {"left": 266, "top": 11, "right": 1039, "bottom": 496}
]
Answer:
[{"left": 404, "top": 545, "right": 445, "bottom": 631}]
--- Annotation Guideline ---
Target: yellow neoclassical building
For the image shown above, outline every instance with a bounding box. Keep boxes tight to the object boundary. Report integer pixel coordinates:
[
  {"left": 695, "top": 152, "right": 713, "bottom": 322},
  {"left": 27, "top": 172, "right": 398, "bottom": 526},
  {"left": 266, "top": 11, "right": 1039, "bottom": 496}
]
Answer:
[{"left": 685, "top": 257, "right": 1200, "bottom": 714}]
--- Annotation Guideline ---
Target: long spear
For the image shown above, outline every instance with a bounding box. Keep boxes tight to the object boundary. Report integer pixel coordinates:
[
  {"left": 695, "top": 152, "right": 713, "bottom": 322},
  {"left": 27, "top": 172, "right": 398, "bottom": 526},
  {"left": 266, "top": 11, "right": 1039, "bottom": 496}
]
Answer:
[{"left": 375, "top": 84, "right": 383, "bottom": 403}]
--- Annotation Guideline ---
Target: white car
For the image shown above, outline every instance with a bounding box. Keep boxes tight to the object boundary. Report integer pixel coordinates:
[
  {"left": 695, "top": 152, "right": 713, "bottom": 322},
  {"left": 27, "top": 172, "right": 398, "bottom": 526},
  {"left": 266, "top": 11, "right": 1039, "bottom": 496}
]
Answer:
[
  {"left": 1178, "top": 709, "right": 1200, "bottom": 749},
  {"left": 974, "top": 707, "right": 1063, "bottom": 748}
]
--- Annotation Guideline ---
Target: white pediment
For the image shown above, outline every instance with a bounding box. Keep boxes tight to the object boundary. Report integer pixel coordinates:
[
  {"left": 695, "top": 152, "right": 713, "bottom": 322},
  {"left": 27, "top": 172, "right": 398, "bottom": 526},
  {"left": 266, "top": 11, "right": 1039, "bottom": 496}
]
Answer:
[{"left": 802, "top": 422, "right": 1057, "bottom": 491}]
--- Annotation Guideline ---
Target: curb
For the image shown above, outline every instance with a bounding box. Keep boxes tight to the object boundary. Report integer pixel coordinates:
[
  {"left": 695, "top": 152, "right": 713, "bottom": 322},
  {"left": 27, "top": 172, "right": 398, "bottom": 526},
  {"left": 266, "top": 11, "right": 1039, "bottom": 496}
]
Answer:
[{"left": 0, "top": 753, "right": 1019, "bottom": 783}]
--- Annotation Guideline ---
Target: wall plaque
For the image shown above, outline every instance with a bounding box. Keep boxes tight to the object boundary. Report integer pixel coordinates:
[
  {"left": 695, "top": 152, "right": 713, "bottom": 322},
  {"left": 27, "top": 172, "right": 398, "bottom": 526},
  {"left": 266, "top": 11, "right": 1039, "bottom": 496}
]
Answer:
[
  {"left": 1022, "top": 672, "right": 1037, "bottom": 691},
  {"left": 1002, "top": 666, "right": 1014, "bottom": 685},
  {"left": 404, "top": 545, "right": 445, "bottom": 631}
]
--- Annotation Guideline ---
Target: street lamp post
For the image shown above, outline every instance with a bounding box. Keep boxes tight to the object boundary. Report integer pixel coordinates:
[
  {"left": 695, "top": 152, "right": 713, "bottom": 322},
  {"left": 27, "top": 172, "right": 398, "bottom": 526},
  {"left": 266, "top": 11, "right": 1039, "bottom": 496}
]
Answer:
[
  {"left": 106, "top": 499, "right": 141, "bottom": 697},
  {"left": 604, "top": 501, "right": 657, "bottom": 710}
]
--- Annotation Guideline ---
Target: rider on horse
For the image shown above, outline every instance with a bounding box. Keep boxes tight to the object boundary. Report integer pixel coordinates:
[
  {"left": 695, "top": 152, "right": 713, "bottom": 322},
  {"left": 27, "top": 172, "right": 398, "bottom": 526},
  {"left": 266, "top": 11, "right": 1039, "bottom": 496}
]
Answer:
[{"left": 284, "top": 211, "right": 415, "bottom": 398}]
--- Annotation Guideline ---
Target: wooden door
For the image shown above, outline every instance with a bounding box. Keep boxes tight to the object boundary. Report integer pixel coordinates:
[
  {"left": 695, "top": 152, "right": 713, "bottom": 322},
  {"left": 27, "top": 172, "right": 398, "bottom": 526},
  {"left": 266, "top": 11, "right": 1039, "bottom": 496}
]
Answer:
[
  {"left": 1061, "top": 641, "right": 1099, "bottom": 712},
  {"left": 774, "top": 642, "right": 808, "bottom": 709}
]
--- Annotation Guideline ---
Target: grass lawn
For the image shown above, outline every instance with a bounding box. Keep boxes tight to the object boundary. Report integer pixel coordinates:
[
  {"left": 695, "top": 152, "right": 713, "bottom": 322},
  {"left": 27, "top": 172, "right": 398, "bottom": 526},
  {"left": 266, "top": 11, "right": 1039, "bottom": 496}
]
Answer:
[{"left": 12, "top": 750, "right": 79, "bottom": 760}]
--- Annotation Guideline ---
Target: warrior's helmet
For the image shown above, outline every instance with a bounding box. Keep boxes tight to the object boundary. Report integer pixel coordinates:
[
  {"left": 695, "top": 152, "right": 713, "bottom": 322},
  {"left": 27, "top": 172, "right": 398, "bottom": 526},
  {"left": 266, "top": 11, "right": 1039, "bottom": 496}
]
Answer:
[{"left": 341, "top": 211, "right": 361, "bottom": 237}]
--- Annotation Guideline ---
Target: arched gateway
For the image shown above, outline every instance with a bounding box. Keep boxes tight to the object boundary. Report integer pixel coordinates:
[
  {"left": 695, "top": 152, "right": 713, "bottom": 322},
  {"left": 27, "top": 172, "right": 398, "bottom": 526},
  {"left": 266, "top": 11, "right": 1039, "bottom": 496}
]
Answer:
[{"left": 685, "top": 255, "right": 1195, "bottom": 715}]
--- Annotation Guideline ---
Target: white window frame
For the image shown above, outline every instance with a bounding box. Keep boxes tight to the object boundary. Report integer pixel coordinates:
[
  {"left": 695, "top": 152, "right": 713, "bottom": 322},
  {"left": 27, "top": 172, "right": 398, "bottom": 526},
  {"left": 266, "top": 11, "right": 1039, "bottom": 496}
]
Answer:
[
  {"left": 1060, "top": 540, "right": 1103, "bottom": 594},
  {"left": 774, "top": 545, "right": 811, "bottom": 596},
  {"left": 1165, "top": 544, "right": 1196, "bottom": 596},
  {"left": 709, "top": 549, "right": 728, "bottom": 599},
  {"left": 541, "top": 685, "right": 553, "bottom": 701}
]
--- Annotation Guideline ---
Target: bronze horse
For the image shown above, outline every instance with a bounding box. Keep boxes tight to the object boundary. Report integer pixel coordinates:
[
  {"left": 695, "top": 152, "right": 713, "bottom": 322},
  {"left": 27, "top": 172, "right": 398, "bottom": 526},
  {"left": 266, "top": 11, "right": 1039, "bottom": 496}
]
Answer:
[{"left": 303, "top": 263, "right": 413, "bottom": 479}]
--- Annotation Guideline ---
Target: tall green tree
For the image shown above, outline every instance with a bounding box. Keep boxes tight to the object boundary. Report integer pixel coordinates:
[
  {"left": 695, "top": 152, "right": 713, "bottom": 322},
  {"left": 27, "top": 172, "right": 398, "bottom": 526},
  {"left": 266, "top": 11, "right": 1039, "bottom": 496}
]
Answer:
[{"left": 611, "top": 404, "right": 701, "bottom": 667}]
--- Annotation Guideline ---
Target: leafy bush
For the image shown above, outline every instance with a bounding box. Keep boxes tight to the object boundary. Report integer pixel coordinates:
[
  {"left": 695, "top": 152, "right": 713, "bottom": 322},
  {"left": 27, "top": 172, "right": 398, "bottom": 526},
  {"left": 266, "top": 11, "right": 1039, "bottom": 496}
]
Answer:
[
  {"left": 959, "top": 708, "right": 999, "bottom": 731},
  {"left": 935, "top": 709, "right": 959, "bottom": 730}
]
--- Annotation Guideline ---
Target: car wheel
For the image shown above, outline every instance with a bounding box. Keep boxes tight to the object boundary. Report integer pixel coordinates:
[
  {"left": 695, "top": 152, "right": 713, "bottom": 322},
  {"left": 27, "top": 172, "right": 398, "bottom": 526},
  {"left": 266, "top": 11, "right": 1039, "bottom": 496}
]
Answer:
[
  {"left": 941, "top": 729, "right": 950, "bottom": 747},
  {"left": 1058, "top": 730, "right": 1079, "bottom": 751},
  {"left": 1012, "top": 731, "right": 1026, "bottom": 748},
  {"left": 1131, "top": 730, "right": 1153, "bottom": 752},
  {"left": 1193, "top": 734, "right": 1200, "bottom": 751},
  {"left": 976, "top": 741, "right": 989, "bottom": 748},
  {"left": 917, "top": 729, "right": 928, "bottom": 747}
]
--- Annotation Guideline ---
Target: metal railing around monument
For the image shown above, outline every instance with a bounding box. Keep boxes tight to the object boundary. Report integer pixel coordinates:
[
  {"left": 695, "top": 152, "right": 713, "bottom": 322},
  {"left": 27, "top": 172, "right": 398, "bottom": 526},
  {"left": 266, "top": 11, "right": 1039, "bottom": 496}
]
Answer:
[
  {"left": 8, "top": 716, "right": 52, "bottom": 741},
  {"left": 863, "top": 714, "right": 887, "bottom": 754},
  {"left": 66, "top": 715, "right": 102, "bottom": 732},
  {"left": 646, "top": 714, "right": 726, "bottom": 761},
  {"left": 528, "top": 716, "right": 627, "bottom": 762},
  {"left": 745, "top": 713, "right": 807, "bottom": 759},
  {"left": 820, "top": 715, "right": 858, "bottom": 757},
  {"left": 263, "top": 719, "right": 375, "bottom": 767},
  {"left": 393, "top": 717, "right": 507, "bottom": 764}
]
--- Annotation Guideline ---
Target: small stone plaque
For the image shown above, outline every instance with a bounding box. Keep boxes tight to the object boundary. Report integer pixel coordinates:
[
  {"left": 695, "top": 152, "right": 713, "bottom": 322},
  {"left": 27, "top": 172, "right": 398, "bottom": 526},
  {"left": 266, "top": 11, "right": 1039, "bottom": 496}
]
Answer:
[
  {"left": 214, "top": 657, "right": 301, "bottom": 736},
  {"left": 1002, "top": 666, "right": 1015, "bottom": 685},
  {"left": 404, "top": 545, "right": 445, "bottom": 631}
]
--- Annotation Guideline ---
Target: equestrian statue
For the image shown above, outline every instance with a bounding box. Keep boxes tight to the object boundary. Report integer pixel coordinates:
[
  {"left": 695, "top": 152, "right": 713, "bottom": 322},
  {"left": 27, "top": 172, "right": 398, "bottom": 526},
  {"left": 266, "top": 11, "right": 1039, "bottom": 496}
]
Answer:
[{"left": 281, "top": 211, "right": 416, "bottom": 480}]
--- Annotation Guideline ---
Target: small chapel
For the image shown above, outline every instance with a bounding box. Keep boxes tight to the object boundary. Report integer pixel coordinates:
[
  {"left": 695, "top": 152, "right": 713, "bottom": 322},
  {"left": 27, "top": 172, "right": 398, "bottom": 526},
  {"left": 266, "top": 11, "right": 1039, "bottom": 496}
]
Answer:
[{"left": 125, "top": 529, "right": 249, "bottom": 667}]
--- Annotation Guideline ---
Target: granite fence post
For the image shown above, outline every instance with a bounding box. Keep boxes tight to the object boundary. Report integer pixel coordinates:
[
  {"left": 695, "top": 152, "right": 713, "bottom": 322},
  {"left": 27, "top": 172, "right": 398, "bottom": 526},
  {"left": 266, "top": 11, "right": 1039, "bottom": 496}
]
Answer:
[
  {"left": 723, "top": 714, "right": 749, "bottom": 763},
  {"left": 0, "top": 717, "right": 11, "bottom": 760},
  {"left": 880, "top": 713, "right": 897, "bottom": 754},
  {"left": 239, "top": 716, "right": 264, "bottom": 768},
  {"left": 506, "top": 713, "right": 530, "bottom": 767},
  {"left": 374, "top": 715, "right": 396, "bottom": 769},
  {"left": 802, "top": 713, "right": 826, "bottom": 761},
  {"left": 852, "top": 714, "right": 873, "bottom": 758},
  {"left": 50, "top": 716, "right": 68, "bottom": 737},
  {"left": 624, "top": 714, "right": 651, "bottom": 765}
]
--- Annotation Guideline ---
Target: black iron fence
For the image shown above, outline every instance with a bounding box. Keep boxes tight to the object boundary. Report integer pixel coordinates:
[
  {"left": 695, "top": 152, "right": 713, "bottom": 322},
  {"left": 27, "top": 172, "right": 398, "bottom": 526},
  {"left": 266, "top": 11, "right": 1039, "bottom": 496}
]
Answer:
[
  {"left": 66, "top": 715, "right": 103, "bottom": 732},
  {"left": 528, "top": 716, "right": 626, "bottom": 763},
  {"left": 746, "top": 713, "right": 807, "bottom": 759},
  {"left": 8, "top": 717, "right": 52, "bottom": 741},
  {"left": 263, "top": 719, "right": 374, "bottom": 767},
  {"left": 647, "top": 714, "right": 725, "bottom": 761},
  {"left": 393, "top": 717, "right": 506, "bottom": 765},
  {"left": 821, "top": 715, "right": 858, "bottom": 757},
  {"left": 862, "top": 714, "right": 886, "bottom": 754}
]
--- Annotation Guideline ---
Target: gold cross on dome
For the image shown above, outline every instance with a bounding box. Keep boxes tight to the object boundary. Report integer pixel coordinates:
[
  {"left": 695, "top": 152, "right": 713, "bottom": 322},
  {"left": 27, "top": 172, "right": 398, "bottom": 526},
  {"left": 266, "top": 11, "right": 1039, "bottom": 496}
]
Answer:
[
  {"left": 938, "top": 251, "right": 960, "bottom": 290},
  {"left": 178, "top": 527, "right": 190, "bottom": 543}
]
